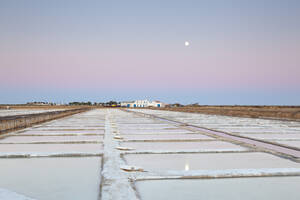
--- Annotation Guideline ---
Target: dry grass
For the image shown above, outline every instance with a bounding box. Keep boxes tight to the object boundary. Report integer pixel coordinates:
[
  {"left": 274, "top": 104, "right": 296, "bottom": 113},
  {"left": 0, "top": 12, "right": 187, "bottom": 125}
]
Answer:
[{"left": 149, "top": 106, "right": 300, "bottom": 121}]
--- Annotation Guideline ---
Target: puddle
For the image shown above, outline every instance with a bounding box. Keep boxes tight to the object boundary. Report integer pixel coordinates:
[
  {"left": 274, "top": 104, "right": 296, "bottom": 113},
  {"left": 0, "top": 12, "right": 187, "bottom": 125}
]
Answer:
[
  {"left": 0, "top": 157, "right": 101, "bottom": 200},
  {"left": 136, "top": 176, "right": 300, "bottom": 200},
  {"left": 122, "top": 134, "right": 214, "bottom": 140},
  {"left": 0, "top": 135, "right": 103, "bottom": 143},
  {"left": 124, "top": 152, "right": 300, "bottom": 171},
  {"left": 0, "top": 143, "right": 103, "bottom": 153},
  {"left": 121, "top": 141, "right": 246, "bottom": 151}
]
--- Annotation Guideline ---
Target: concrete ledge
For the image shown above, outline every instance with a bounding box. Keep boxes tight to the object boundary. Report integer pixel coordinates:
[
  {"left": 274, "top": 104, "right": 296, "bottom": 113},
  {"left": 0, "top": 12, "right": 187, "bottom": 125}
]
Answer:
[{"left": 0, "top": 108, "right": 90, "bottom": 134}]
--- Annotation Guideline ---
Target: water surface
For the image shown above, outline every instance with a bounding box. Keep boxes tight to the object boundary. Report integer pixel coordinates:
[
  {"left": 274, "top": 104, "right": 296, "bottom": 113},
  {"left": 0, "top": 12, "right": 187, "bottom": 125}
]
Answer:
[
  {"left": 0, "top": 157, "right": 101, "bottom": 200},
  {"left": 136, "top": 176, "right": 300, "bottom": 200}
]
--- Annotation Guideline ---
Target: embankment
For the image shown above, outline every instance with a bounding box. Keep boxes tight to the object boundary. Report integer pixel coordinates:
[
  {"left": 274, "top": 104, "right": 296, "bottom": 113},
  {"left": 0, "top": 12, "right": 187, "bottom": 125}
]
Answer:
[{"left": 0, "top": 108, "right": 90, "bottom": 134}]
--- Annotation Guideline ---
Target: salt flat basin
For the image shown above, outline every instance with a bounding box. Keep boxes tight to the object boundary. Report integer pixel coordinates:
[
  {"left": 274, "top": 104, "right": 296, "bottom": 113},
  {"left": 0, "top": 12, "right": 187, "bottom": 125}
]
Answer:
[
  {"left": 229, "top": 130, "right": 300, "bottom": 134},
  {"left": 43, "top": 125, "right": 105, "bottom": 128},
  {"left": 121, "top": 141, "right": 246, "bottom": 151},
  {"left": 136, "top": 176, "right": 300, "bottom": 200},
  {"left": 0, "top": 157, "right": 101, "bottom": 200},
  {"left": 213, "top": 127, "right": 299, "bottom": 134},
  {"left": 0, "top": 143, "right": 103, "bottom": 153},
  {"left": 35, "top": 127, "right": 105, "bottom": 130},
  {"left": 275, "top": 141, "right": 300, "bottom": 149},
  {"left": 46, "top": 122, "right": 105, "bottom": 126},
  {"left": 21, "top": 130, "right": 104, "bottom": 135},
  {"left": 116, "top": 119, "right": 165, "bottom": 123},
  {"left": 118, "top": 124, "right": 176, "bottom": 130},
  {"left": 117, "top": 121, "right": 167, "bottom": 124},
  {"left": 240, "top": 133, "right": 300, "bottom": 140},
  {"left": 124, "top": 152, "right": 300, "bottom": 171},
  {"left": 0, "top": 135, "right": 103, "bottom": 143},
  {"left": 0, "top": 109, "right": 64, "bottom": 117},
  {"left": 23, "top": 129, "right": 105, "bottom": 134},
  {"left": 122, "top": 134, "right": 214, "bottom": 140},
  {"left": 134, "top": 109, "right": 300, "bottom": 132},
  {"left": 119, "top": 129, "right": 194, "bottom": 135}
]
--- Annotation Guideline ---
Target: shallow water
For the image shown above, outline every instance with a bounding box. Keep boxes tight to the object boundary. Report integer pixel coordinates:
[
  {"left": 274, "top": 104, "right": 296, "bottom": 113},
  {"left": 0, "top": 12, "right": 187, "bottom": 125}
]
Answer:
[
  {"left": 0, "top": 109, "right": 64, "bottom": 117},
  {"left": 0, "top": 157, "right": 101, "bottom": 200},
  {"left": 0, "top": 135, "right": 103, "bottom": 143},
  {"left": 34, "top": 127, "right": 105, "bottom": 131},
  {"left": 118, "top": 124, "right": 175, "bottom": 130},
  {"left": 124, "top": 152, "right": 300, "bottom": 170},
  {"left": 121, "top": 141, "right": 246, "bottom": 151},
  {"left": 133, "top": 109, "right": 300, "bottom": 137},
  {"left": 122, "top": 133, "right": 214, "bottom": 140},
  {"left": 136, "top": 176, "right": 300, "bottom": 200},
  {"left": 0, "top": 143, "right": 103, "bottom": 153},
  {"left": 119, "top": 129, "right": 193, "bottom": 135},
  {"left": 21, "top": 130, "right": 104, "bottom": 135},
  {"left": 229, "top": 130, "right": 299, "bottom": 134},
  {"left": 45, "top": 122, "right": 105, "bottom": 127}
]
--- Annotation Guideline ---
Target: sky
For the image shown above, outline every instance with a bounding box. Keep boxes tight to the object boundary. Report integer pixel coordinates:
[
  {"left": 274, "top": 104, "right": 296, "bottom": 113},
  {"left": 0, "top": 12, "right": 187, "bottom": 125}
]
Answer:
[{"left": 1, "top": 0, "right": 300, "bottom": 105}]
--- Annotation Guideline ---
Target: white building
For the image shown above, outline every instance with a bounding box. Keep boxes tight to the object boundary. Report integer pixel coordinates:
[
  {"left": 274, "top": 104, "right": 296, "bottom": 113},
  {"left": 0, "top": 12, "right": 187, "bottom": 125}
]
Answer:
[
  {"left": 148, "top": 100, "right": 165, "bottom": 108},
  {"left": 120, "top": 101, "right": 134, "bottom": 108},
  {"left": 121, "top": 100, "right": 166, "bottom": 108}
]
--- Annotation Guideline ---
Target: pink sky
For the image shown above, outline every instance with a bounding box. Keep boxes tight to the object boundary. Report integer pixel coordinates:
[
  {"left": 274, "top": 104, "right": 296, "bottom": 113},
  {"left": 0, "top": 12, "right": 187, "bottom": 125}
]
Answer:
[
  {"left": 1, "top": 1, "right": 300, "bottom": 104},
  {"left": 1, "top": 38, "right": 299, "bottom": 90}
]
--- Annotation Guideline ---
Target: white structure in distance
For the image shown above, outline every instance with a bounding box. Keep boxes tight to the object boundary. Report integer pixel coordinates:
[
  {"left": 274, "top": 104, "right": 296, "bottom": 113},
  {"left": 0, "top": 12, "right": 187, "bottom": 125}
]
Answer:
[{"left": 121, "top": 100, "right": 166, "bottom": 108}]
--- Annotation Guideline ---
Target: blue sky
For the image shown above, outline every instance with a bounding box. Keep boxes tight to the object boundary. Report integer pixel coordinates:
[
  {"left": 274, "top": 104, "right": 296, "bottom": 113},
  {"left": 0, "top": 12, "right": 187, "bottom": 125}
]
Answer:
[{"left": 0, "top": 0, "right": 300, "bottom": 104}]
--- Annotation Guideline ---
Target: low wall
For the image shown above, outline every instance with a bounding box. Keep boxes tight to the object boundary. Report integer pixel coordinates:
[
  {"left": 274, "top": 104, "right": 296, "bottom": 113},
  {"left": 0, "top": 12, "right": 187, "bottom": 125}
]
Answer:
[{"left": 0, "top": 108, "right": 89, "bottom": 134}]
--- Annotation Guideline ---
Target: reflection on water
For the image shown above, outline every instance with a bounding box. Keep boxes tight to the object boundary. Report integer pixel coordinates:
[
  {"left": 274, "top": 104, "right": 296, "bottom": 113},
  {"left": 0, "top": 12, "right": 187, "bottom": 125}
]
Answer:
[
  {"left": 124, "top": 152, "right": 300, "bottom": 170},
  {"left": 185, "top": 163, "right": 190, "bottom": 171},
  {"left": 0, "top": 157, "right": 101, "bottom": 200},
  {"left": 137, "top": 177, "right": 300, "bottom": 200},
  {"left": 0, "top": 143, "right": 103, "bottom": 153},
  {"left": 122, "top": 141, "right": 245, "bottom": 151}
]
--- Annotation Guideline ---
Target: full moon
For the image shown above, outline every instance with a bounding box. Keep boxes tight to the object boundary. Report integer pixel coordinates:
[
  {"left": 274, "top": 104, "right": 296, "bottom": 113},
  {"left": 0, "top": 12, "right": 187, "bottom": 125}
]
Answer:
[{"left": 185, "top": 41, "right": 190, "bottom": 46}]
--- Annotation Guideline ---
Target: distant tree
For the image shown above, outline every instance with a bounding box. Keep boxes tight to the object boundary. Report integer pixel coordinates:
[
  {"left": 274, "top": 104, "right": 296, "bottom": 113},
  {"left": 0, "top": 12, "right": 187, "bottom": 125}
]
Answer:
[
  {"left": 171, "top": 103, "right": 183, "bottom": 107},
  {"left": 106, "top": 101, "right": 117, "bottom": 105},
  {"left": 187, "top": 103, "right": 200, "bottom": 107},
  {"left": 69, "top": 101, "right": 93, "bottom": 105}
]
